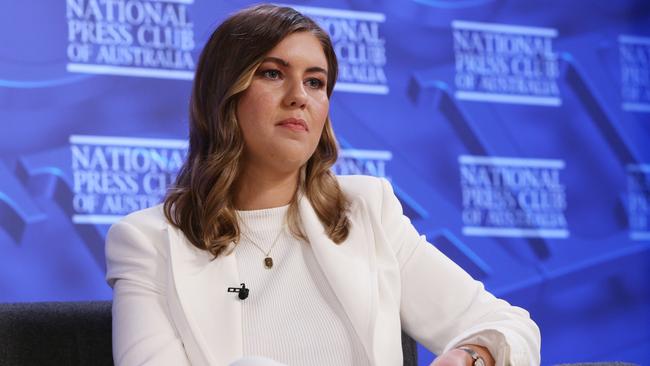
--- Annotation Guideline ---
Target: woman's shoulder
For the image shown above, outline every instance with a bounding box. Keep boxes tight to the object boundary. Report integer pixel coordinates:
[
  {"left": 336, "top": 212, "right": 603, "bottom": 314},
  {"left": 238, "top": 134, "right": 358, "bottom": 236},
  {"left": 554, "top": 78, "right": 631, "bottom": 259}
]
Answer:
[
  {"left": 336, "top": 174, "right": 396, "bottom": 214},
  {"left": 105, "top": 204, "right": 171, "bottom": 286},
  {"left": 336, "top": 175, "right": 390, "bottom": 196},
  {"left": 336, "top": 174, "right": 404, "bottom": 221},
  {"left": 106, "top": 204, "right": 169, "bottom": 250},
  {"left": 336, "top": 174, "right": 387, "bottom": 197},
  {"left": 113, "top": 203, "right": 168, "bottom": 232}
]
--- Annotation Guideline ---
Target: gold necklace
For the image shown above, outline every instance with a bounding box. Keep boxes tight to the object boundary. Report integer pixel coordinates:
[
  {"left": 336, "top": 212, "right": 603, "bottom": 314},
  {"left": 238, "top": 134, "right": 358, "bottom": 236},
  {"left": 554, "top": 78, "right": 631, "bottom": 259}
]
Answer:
[{"left": 239, "top": 223, "right": 286, "bottom": 269}]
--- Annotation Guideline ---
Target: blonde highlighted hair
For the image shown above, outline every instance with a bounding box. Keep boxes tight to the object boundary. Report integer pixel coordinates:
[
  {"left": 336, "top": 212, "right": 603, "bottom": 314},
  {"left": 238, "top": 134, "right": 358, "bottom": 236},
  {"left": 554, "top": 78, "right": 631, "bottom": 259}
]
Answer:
[{"left": 163, "top": 4, "right": 350, "bottom": 258}]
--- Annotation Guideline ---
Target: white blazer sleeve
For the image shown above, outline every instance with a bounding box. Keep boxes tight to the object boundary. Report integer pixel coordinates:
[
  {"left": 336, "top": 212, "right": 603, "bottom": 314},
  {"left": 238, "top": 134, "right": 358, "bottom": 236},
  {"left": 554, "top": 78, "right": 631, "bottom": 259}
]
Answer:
[
  {"left": 105, "top": 219, "right": 191, "bottom": 366},
  {"left": 377, "top": 178, "right": 541, "bottom": 365}
]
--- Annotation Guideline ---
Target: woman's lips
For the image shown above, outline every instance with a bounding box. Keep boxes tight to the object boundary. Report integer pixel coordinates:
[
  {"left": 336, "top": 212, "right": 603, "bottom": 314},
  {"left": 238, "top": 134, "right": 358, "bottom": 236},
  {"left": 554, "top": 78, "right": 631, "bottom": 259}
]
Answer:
[{"left": 276, "top": 118, "right": 308, "bottom": 132}]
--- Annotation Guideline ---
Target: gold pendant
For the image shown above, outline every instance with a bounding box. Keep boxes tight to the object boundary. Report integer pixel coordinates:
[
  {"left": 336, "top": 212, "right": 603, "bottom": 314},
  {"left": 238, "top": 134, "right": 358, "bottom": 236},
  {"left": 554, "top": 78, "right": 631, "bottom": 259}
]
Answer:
[{"left": 264, "top": 257, "right": 273, "bottom": 269}]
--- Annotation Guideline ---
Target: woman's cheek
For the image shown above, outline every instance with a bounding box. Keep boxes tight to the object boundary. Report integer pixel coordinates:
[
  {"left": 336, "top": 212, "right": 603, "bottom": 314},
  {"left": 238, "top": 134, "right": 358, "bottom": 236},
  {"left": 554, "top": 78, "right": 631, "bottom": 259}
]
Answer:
[{"left": 315, "top": 98, "right": 329, "bottom": 124}]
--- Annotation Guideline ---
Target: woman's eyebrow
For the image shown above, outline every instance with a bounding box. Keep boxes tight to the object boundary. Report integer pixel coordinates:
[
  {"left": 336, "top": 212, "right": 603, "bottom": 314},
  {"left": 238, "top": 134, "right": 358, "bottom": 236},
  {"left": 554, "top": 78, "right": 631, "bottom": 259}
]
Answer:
[
  {"left": 262, "top": 56, "right": 289, "bottom": 67},
  {"left": 261, "top": 56, "right": 328, "bottom": 76}
]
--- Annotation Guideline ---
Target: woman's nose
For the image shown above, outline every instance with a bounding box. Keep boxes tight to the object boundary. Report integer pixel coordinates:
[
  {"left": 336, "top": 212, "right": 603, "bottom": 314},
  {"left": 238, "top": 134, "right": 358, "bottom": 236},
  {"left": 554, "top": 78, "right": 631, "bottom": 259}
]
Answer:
[{"left": 282, "top": 79, "right": 308, "bottom": 109}]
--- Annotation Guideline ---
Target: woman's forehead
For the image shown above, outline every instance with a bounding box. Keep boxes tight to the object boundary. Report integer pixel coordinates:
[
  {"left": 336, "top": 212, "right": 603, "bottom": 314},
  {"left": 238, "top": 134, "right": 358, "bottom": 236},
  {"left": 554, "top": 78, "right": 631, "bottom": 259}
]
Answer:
[{"left": 262, "top": 32, "right": 328, "bottom": 69}]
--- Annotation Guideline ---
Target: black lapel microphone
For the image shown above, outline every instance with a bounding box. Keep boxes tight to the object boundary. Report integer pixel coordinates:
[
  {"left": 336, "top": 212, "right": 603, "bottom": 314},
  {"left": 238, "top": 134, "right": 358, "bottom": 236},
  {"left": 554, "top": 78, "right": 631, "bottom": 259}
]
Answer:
[{"left": 227, "top": 283, "right": 249, "bottom": 300}]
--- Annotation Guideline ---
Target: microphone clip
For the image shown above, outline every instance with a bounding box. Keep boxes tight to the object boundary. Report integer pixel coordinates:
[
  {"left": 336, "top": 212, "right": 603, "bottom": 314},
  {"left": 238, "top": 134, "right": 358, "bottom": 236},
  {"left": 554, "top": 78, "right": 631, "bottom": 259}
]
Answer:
[{"left": 227, "top": 283, "right": 249, "bottom": 300}]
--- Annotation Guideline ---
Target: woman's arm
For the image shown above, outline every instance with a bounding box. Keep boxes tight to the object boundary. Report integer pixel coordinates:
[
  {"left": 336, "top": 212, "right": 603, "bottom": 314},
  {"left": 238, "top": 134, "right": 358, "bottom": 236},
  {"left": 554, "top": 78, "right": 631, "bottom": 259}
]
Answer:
[
  {"left": 106, "top": 219, "right": 192, "bottom": 366},
  {"left": 377, "top": 178, "right": 541, "bottom": 366}
]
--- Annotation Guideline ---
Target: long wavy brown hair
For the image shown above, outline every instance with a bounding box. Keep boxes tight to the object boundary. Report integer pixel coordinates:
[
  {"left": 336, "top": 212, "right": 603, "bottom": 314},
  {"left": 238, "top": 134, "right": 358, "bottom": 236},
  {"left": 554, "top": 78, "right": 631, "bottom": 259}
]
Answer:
[{"left": 164, "top": 4, "right": 350, "bottom": 258}]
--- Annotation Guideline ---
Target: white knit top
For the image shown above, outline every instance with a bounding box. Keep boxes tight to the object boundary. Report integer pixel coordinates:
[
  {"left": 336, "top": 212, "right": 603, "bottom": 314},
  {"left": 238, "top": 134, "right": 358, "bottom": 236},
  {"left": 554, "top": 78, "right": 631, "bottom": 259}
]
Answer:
[{"left": 234, "top": 205, "right": 370, "bottom": 366}]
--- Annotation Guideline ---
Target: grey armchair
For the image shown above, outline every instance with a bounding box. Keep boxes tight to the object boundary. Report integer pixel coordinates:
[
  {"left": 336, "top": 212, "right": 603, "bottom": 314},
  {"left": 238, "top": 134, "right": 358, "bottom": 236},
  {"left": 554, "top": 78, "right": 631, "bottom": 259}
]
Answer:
[{"left": 0, "top": 301, "right": 113, "bottom": 366}]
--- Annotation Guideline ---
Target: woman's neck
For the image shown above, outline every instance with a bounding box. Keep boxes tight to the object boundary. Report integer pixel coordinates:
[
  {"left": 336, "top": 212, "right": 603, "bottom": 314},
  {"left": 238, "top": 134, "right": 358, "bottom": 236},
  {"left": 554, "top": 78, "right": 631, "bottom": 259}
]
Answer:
[{"left": 233, "top": 165, "right": 299, "bottom": 210}]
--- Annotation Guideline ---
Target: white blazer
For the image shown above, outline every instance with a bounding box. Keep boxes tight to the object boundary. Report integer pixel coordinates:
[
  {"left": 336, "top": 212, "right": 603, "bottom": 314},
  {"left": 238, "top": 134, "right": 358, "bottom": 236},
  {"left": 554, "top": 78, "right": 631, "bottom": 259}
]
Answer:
[{"left": 106, "top": 175, "right": 541, "bottom": 366}]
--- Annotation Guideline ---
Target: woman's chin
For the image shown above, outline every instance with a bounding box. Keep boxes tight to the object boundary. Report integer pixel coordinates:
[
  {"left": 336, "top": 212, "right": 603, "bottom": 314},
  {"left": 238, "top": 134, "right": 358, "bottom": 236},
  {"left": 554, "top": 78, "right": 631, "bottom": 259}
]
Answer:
[
  {"left": 274, "top": 158, "right": 308, "bottom": 174},
  {"left": 273, "top": 146, "right": 314, "bottom": 166}
]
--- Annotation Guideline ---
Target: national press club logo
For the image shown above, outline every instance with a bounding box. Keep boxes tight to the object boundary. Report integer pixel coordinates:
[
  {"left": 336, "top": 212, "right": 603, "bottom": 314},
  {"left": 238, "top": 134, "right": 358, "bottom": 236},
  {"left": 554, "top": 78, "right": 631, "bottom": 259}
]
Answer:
[
  {"left": 70, "top": 135, "right": 392, "bottom": 224},
  {"left": 452, "top": 21, "right": 561, "bottom": 106},
  {"left": 332, "top": 149, "right": 392, "bottom": 177},
  {"left": 459, "top": 155, "right": 569, "bottom": 239},
  {"left": 70, "top": 135, "right": 187, "bottom": 224},
  {"left": 619, "top": 35, "right": 650, "bottom": 113},
  {"left": 627, "top": 164, "right": 650, "bottom": 240},
  {"left": 65, "top": 0, "right": 196, "bottom": 80},
  {"left": 289, "top": 5, "right": 389, "bottom": 95}
]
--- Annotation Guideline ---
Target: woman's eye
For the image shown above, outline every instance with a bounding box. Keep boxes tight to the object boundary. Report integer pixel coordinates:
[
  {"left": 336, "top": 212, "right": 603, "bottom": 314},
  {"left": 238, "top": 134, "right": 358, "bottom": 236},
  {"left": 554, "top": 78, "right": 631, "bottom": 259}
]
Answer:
[
  {"left": 306, "top": 78, "right": 324, "bottom": 89},
  {"left": 261, "top": 69, "right": 281, "bottom": 79}
]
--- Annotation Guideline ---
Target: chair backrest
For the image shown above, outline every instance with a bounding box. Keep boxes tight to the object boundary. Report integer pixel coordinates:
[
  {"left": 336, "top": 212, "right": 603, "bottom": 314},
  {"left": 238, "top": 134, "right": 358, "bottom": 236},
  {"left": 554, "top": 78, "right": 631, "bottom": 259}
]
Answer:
[
  {"left": 401, "top": 329, "right": 418, "bottom": 366},
  {"left": 0, "top": 301, "right": 419, "bottom": 366},
  {"left": 0, "top": 301, "right": 113, "bottom": 366}
]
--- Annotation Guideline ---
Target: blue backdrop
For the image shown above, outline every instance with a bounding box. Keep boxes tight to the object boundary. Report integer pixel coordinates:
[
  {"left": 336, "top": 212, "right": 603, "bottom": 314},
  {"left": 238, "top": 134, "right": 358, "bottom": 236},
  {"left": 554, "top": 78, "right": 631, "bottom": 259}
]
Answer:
[{"left": 1, "top": 1, "right": 649, "bottom": 364}]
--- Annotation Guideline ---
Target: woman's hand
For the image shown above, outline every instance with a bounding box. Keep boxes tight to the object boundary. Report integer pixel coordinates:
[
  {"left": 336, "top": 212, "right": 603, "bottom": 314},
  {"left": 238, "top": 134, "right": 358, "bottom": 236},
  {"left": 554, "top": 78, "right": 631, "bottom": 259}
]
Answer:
[{"left": 430, "top": 344, "right": 495, "bottom": 366}]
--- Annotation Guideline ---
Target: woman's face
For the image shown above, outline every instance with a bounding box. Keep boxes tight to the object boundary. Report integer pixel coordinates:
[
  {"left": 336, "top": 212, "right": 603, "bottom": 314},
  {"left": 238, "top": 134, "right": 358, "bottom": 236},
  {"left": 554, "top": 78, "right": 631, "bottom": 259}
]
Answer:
[{"left": 236, "top": 31, "right": 330, "bottom": 175}]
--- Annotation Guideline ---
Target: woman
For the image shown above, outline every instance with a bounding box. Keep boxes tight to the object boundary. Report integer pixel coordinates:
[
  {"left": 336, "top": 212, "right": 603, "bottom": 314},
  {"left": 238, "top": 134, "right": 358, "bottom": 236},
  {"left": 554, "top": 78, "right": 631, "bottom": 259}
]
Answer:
[{"left": 105, "top": 4, "right": 541, "bottom": 366}]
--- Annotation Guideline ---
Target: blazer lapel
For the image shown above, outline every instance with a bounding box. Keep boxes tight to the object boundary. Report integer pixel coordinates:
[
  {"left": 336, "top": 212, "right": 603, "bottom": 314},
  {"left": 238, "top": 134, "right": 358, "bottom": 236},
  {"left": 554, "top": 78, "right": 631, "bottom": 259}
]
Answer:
[
  {"left": 298, "top": 196, "right": 379, "bottom": 364},
  {"left": 167, "top": 226, "right": 242, "bottom": 366}
]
